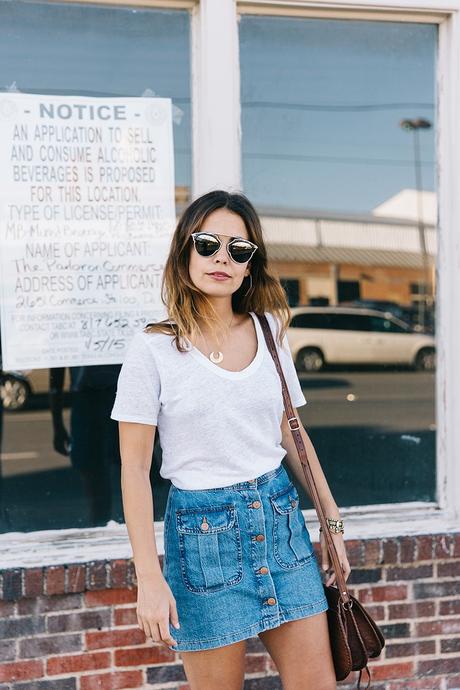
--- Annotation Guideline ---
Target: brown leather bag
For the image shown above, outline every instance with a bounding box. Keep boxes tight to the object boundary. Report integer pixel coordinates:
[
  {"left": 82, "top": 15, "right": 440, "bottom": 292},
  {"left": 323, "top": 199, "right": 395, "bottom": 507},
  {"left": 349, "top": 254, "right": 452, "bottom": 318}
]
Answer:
[{"left": 257, "top": 313, "right": 385, "bottom": 689}]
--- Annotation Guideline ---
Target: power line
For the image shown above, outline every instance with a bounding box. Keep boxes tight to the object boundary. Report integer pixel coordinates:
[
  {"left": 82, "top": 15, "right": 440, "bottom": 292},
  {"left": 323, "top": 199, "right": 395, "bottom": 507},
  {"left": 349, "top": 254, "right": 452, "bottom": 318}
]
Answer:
[
  {"left": 242, "top": 101, "right": 434, "bottom": 112},
  {"left": 243, "top": 152, "right": 434, "bottom": 167}
]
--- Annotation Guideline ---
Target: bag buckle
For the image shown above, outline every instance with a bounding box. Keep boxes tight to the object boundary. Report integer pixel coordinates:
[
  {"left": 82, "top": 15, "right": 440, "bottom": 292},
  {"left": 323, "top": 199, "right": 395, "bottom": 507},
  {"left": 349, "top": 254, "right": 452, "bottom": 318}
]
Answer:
[
  {"left": 341, "top": 597, "right": 354, "bottom": 610},
  {"left": 288, "top": 417, "right": 300, "bottom": 430}
]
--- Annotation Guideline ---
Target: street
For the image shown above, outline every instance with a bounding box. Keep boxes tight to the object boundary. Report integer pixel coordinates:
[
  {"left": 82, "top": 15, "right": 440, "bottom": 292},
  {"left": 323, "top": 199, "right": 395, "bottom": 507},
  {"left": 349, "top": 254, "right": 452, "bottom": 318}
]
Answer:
[{"left": 0, "top": 368, "right": 435, "bottom": 533}]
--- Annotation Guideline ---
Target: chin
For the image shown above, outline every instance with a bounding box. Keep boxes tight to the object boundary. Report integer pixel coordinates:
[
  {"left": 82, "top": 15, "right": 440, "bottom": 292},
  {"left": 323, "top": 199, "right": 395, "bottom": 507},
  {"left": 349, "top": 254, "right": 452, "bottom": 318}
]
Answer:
[{"left": 202, "top": 287, "right": 233, "bottom": 295}]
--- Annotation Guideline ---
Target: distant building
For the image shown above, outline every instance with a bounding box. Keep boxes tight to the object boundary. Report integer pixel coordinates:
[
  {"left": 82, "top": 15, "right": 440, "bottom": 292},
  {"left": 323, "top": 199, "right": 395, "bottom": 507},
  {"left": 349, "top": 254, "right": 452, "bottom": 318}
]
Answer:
[{"left": 260, "top": 190, "right": 436, "bottom": 307}]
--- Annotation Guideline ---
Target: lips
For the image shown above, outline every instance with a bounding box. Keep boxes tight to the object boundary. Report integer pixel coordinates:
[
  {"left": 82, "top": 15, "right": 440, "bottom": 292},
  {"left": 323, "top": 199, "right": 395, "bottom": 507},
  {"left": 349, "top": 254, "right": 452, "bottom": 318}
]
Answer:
[{"left": 207, "top": 272, "right": 231, "bottom": 278}]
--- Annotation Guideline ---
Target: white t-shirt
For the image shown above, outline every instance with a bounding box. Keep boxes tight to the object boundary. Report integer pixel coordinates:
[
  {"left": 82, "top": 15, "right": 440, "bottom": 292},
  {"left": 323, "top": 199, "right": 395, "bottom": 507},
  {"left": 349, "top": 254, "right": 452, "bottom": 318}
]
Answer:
[{"left": 110, "top": 311, "right": 307, "bottom": 489}]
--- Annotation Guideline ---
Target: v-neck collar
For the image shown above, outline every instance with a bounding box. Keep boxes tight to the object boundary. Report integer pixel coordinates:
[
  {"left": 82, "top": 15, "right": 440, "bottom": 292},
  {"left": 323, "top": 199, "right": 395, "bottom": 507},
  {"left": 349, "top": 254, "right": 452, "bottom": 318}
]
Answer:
[{"left": 185, "top": 311, "right": 264, "bottom": 380}]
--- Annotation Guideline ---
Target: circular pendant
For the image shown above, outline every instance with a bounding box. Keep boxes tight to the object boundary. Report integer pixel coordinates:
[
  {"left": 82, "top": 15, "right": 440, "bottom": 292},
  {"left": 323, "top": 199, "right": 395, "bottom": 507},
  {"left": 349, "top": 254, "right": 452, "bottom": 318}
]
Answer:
[{"left": 209, "top": 350, "right": 224, "bottom": 364}]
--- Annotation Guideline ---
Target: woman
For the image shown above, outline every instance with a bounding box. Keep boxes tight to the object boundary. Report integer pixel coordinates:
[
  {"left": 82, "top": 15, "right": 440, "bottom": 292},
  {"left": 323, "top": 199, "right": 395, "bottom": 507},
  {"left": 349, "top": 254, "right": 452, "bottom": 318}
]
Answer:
[{"left": 111, "top": 190, "right": 351, "bottom": 690}]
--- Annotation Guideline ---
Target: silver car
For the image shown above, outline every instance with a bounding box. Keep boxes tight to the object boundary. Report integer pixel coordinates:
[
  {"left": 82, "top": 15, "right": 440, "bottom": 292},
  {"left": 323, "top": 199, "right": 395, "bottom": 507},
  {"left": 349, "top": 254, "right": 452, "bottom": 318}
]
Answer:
[
  {"left": 0, "top": 369, "right": 56, "bottom": 411},
  {"left": 287, "top": 306, "right": 436, "bottom": 372}
]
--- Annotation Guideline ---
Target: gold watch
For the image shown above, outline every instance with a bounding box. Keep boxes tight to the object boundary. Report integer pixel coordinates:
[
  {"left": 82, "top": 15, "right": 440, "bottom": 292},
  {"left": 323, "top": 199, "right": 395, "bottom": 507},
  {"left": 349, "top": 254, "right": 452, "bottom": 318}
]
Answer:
[{"left": 319, "top": 518, "right": 344, "bottom": 534}]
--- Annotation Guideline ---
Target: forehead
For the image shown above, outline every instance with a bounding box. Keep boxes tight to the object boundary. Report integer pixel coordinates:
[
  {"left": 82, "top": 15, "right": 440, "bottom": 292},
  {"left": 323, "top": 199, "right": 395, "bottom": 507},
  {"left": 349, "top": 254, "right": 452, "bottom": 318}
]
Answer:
[
  {"left": 197, "top": 231, "right": 245, "bottom": 240},
  {"left": 200, "top": 208, "right": 248, "bottom": 238}
]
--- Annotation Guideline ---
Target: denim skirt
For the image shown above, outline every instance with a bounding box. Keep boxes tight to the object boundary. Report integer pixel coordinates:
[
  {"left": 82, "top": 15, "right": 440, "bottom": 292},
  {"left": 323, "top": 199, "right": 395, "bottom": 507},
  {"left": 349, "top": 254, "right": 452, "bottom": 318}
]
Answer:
[{"left": 162, "top": 462, "right": 329, "bottom": 651}]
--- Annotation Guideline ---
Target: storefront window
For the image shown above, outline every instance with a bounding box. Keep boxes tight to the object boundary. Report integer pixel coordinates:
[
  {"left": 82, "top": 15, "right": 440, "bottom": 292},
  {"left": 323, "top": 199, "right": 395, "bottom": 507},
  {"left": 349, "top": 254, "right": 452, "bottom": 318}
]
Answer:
[
  {"left": 0, "top": 1, "right": 191, "bottom": 533},
  {"left": 240, "top": 15, "right": 437, "bottom": 507}
]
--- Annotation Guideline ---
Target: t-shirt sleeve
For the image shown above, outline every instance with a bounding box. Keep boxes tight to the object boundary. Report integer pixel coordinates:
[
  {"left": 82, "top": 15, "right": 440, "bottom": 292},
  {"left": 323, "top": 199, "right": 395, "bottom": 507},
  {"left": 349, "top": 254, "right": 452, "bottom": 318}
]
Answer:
[
  {"left": 110, "top": 332, "right": 161, "bottom": 425},
  {"left": 266, "top": 312, "right": 307, "bottom": 408}
]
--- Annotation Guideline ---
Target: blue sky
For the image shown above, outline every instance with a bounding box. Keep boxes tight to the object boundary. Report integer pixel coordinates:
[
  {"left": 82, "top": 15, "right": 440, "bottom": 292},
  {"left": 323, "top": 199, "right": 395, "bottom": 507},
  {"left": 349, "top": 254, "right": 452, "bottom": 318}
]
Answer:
[{"left": 240, "top": 16, "right": 437, "bottom": 215}]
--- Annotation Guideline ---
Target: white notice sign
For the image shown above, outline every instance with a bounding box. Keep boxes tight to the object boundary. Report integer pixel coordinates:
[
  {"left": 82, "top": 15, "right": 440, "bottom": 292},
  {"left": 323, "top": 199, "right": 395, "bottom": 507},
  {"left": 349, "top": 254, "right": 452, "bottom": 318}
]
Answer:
[{"left": 0, "top": 93, "right": 175, "bottom": 370}]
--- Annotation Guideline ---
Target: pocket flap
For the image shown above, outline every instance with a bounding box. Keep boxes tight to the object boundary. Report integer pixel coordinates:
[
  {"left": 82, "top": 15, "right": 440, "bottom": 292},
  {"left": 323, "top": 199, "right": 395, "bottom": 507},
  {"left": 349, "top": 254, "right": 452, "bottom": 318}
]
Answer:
[
  {"left": 270, "top": 484, "right": 300, "bottom": 514},
  {"left": 176, "top": 505, "right": 236, "bottom": 534}
]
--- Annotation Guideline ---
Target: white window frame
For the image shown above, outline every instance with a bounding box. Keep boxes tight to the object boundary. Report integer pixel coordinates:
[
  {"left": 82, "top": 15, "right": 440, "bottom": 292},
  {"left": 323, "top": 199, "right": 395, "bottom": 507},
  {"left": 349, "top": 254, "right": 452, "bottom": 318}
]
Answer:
[{"left": 2, "top": 0, "right": 460, "bottom": 568}]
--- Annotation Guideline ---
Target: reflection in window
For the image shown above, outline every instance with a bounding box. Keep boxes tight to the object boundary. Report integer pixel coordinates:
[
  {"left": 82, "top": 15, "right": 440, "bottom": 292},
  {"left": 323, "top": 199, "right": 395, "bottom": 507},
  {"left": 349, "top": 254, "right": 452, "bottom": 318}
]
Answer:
[
  {"left": 368, "top": 316, "right": 410, "bottom": 333},
  {"left": 240, "top": 16, "right": 437, "bottom": 507},
  {"left": 0, "top": 2, "right": 191, "bottom": 533}
]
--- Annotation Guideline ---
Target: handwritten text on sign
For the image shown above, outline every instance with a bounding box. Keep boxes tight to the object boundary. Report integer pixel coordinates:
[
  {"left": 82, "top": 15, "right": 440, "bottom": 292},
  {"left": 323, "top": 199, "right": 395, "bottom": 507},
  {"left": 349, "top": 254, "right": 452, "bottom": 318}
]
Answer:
[{"left": 0, "top": 94, "right": 175, "bottom": 369}]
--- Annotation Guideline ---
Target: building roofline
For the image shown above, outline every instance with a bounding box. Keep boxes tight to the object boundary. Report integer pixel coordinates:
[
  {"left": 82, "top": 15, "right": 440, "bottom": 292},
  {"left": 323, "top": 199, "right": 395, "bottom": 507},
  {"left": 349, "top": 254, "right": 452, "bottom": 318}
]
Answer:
[{"left": 258, "top": 205, "right": 436, "bottom": 228}]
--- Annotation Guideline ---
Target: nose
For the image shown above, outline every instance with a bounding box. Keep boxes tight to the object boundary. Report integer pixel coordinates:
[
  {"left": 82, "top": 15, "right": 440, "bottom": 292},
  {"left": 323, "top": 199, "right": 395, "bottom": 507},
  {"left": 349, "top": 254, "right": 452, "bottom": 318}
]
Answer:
[{"left": 212, "top": 240, "right": 229, "bottom": 264}]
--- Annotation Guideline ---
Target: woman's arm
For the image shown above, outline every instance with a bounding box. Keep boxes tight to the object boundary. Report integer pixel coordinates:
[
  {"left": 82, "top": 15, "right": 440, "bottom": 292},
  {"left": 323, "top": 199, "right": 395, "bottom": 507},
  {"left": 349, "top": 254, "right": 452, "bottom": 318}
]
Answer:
[
  {"left": 118, "top": 421, "right": 180, "bottom": 646},
  {"left": 119, "top": 421, "right": 161, "bottom": 577},
  {"left": 280, "top": 410, "right": 351, "bottom": 586}
]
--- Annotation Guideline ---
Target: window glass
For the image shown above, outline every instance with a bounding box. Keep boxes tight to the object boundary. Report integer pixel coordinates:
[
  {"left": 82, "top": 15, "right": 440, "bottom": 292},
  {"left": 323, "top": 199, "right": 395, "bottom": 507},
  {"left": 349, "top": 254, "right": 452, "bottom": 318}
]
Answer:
[
  {"left": 0, "top": 1, "right": 191, "bottom": 533},
  {"left": 369, "top": 316, "right": 410, "bottom": 333},
  {"left": 240, "top": 15, "right": 437, "bottom": 507},
  {"left": 333, "top": 314, "right": 372, "bottom": 331},
  {"left": 280, "top": 278, "right": 300, "bottom": 306},
  {"left": 291, "top": 313, "right": 330, "bottom": 329}
]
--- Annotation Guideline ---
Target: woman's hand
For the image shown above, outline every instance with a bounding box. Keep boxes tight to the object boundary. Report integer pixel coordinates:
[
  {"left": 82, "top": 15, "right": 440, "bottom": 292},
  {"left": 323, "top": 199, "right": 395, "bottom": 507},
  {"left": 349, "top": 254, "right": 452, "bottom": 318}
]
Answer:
[
  {"left": 136, "top": 573, "right": 180, "bottom": 648},
  {"left": 320, "top": 530, "right": 351, "bottom": 587}
]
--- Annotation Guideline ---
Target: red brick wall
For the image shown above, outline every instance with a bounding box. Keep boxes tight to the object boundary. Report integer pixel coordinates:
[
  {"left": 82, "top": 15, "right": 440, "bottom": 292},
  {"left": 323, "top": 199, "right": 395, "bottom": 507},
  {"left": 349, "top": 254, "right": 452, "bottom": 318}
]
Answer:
[{"left": 0, "top": 532, "right": 459, "bottom": 690}]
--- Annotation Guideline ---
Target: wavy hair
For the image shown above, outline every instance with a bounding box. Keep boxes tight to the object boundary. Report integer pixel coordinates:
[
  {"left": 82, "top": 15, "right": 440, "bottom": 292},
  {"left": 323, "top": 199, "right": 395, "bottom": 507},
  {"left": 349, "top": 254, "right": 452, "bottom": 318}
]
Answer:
[{"left": 144, "top": 190, "right": 291, "bottom": 351}]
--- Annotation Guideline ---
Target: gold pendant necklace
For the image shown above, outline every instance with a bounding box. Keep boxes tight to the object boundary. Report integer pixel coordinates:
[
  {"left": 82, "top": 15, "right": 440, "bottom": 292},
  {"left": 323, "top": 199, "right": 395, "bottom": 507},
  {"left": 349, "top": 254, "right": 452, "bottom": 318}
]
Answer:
[{"left": 203, "top": 313, "right": 234, "bottom": 363}]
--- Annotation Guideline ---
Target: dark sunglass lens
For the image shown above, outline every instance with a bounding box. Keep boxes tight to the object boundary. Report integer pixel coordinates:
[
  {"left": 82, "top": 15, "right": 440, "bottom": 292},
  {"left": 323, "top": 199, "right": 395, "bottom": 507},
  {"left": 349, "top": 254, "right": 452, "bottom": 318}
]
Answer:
[
  {"left": 194, "top": 233, "right": 220, "bottom": 256},
  {"left": 229, "top": 240, "right": 255, "bottom": 263}
]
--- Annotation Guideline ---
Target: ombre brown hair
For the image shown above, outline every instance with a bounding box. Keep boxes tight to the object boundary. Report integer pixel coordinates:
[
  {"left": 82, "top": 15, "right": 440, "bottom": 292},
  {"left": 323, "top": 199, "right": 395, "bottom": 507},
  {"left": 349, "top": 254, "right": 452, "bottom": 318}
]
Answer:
[{"left": 144, "top": 190, "right": 291, "bottom": 351}]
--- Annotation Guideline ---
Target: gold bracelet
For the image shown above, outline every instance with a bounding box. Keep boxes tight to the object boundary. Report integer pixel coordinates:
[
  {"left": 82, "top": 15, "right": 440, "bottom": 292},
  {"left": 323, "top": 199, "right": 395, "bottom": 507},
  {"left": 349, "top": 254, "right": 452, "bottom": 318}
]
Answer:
[{"left": 319, "top": 518, "right": 344, "bottom": 534}]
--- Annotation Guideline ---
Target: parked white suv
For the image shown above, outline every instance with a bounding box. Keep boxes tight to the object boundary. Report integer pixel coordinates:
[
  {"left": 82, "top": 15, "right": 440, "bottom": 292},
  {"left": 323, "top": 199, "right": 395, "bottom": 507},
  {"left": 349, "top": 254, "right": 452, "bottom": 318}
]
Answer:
[{"left": 287, "top": 306, "right": 436, "bottom": 372}]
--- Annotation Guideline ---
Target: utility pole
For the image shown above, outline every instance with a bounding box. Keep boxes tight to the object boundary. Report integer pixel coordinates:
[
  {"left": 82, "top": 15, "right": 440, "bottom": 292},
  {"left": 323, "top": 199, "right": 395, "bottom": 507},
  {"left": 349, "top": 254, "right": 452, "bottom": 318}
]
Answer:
[{"left": 400, "top": 117, "right": 432, "bottom": 331}]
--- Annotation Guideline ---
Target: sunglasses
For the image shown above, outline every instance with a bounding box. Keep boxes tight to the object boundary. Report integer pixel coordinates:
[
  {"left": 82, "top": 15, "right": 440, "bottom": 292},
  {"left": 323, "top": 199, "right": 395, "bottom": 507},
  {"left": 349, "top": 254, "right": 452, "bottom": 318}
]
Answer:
[{"left": 190, "top": 232, "right": 258, "bottom": 264}]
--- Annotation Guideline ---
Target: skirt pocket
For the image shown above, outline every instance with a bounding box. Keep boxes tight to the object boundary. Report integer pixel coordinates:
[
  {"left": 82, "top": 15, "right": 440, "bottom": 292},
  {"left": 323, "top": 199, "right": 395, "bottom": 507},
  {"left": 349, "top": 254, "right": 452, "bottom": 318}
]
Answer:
[
  {"left": 269, "top": 482, "right": 315, "bottom": 570},
  {"left": 176, "top": 503, "right": 243, "bottom": 594}
]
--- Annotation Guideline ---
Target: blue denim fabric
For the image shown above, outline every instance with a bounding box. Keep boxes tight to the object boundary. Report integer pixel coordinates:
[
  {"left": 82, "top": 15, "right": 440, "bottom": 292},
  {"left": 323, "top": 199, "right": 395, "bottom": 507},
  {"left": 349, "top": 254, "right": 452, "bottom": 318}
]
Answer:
[{"left": 162, "top": 463, "right": 329, "bottom": 651}]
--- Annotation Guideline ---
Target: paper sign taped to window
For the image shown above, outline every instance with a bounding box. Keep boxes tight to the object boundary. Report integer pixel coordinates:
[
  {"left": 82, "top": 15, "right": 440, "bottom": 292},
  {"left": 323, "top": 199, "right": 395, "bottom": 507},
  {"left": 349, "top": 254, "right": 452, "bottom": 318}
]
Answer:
[{"left": 0, "top": 93, "right": 175, "bottom": 369}]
